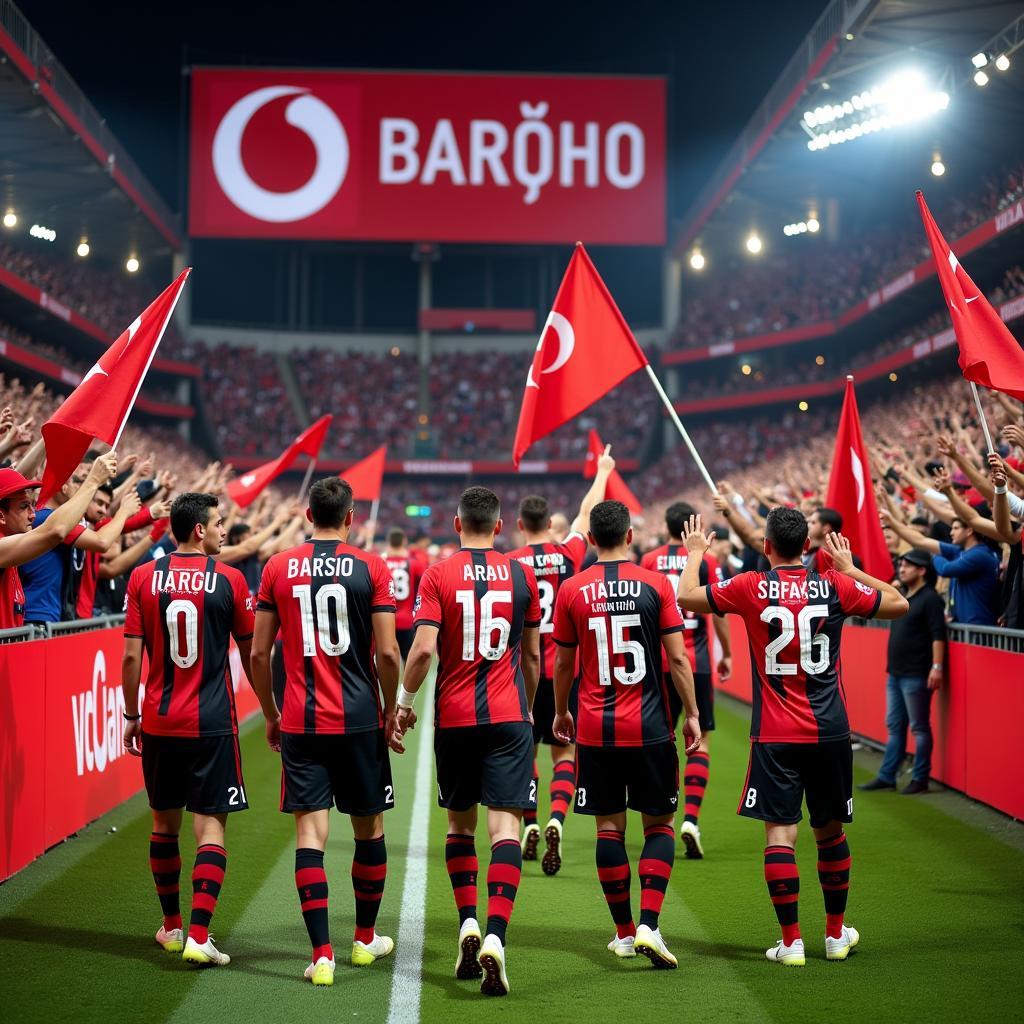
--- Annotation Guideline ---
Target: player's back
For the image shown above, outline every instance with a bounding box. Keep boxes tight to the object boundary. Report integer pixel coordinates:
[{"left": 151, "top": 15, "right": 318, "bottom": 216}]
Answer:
[
  {"left": 384, "top": 551, "right": 421, "bottom": 631},
  {"left": 705, "top": 565, "right": 881, "bottom": 743},
  {"left": 258, "top": 539, "right": 396, "bottom": 734},
  {"left": 554, "top": 560, "right": 684, "bottom": 747},
  {"left": 413, "top": 547, "right": 540, "bottom": 728},
  {"left": 507, "top": 531, "right": 587, "bottom": 677},
  {"left": 125, "top": 552, "right": 254, "bottom": 737}
]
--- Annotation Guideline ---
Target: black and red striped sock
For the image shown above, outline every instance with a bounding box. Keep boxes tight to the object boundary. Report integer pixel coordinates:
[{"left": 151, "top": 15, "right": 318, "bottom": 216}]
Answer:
[
  {"left": 549, "top": 758, "right": 576, "bottom": 825},
  {"left": 816, "top": 832, "right": 851, "bottom": 939},
  {"left": 486, "top": 839, "right": 522, "bottom": 944},
  {"left": 638, "top": 824, "right": 675, "bottom": 929},
  {"left": 523, "top": 760, "right": 539, "bottom": 827},
  {"left": 295, "top": 847, "right": 332, "bottom": 962},
  {"left": 596, "top": 829, "right": 635, "bottom": 939},
  {"left": 188, "top": 844, "right": 226, "bottom": 945},
  {"left": 149, "top": 832, "right": 181, "bottom": 932},
  {"left": 445, "top": 834, "right": 478, "bottom": 924},
  {"left": 352, "top": 836, "right": 387, "bottom": 945},
  {"left": 683, "top": 751, "right": 710, "bottom": 825},
  {"left": 764, "top": 845, "right": 801, "bottom": 945}
]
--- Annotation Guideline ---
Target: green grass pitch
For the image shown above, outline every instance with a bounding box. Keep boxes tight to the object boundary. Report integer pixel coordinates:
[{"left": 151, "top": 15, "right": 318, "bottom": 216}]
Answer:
[{"left": 2, "top": 690, "right": 1022, "bottom": 1023}]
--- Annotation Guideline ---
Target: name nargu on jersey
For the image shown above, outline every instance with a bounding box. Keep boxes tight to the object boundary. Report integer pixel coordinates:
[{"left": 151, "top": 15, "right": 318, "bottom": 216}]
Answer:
[{"left": 148, "top": 569, "right": 220, "bottom": 595}]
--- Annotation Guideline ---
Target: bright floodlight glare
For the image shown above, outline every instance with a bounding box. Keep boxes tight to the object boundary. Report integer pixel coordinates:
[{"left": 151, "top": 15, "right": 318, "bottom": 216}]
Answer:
[
  {"left": 974, "top": 70, "right": 989, "bottom": 86},
  {"left": 745, "top": 232, "right": 763, "bottom": 255},
  {"left": 931, "top": 158, "right": 945, "bottom": 177},
  {"left": 815, "top": 355, "right": 825, "bottom": 366},
  {"left": 125, "top": 255, "right": 140, "bottom": 273},
  {"left": 807, "top": 217, "right": 820, "bottom": 232},
  {"left": 741, "top": 364, "right": 752, "bottom": 375},
  {"left": 76, "top": 240, "right": 90, "bottom": 257},
  {"left": 798, "top": 401, "right": 809, "bottom": 412},
  {"left": 995, "top": 53, "right": 1010, "bottom": 72},
  {"left": 889, "top": 372, "right": 899, "bottom": 382},
  {"left": 804, "top": 110, "right": 817, "bottom": 127},
  {"left": 689, "top": 249, "right": 705, "bottom": 270},
  {"left": 2, "top": 210, "right": 16, "bottom": 228},
  {"left": 972, "top": 52, "right": 989, "bottom": 69}
]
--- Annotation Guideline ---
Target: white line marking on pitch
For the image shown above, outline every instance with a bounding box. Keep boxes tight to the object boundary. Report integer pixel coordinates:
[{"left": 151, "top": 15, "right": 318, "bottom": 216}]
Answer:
[{"left": 386, "top": 690, "right": 434, "bottom": 1024}]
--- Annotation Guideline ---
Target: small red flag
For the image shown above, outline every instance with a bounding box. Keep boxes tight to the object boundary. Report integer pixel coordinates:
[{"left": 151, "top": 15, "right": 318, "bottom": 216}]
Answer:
[
  {"left": 917, "top": 190, "right": 1024, "bottom": 399},
  {"left": 227, "top": 415, "right": 332, "bottom": 508},
  {"left": 512, "top": 243, "right": 649, "bottom": 467},
  {"left": 341, "top": 446, "right": 387, "bottom": 502},
  {"left": 583, "top": 429, "right": 642, "bottom": 514},
  {"left": 38, "top": 269, "right": 190, "bottom": 503},
  {"left": 825, "top": 378, "right": 891, "bottom": 581}
]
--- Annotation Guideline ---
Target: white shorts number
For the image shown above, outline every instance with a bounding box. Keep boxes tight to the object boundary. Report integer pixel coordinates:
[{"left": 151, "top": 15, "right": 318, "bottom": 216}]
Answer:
[
  {"left": 576, "top": 787, "right": 587, "bottom": 807},
  {"left": 228, "top": 785, "right": 246, "bottom": 806},
  {"left": 587, "top": 614, "right": 646, "bottom": 686},
  {"left": 384, "top": 784, "right": 394, "bottom": 804},
  {"left": 744, "top": 787, "right": 758, "bottom": 809},
  {"left": 455, "top": 590, "right": 512, "bottom": 661},
  {"left": 760, "top": 604, "right": 830, "bottom": 676},
  {"left": 529, "top": 779, "right": 537, "bottom": 803},
  {"left": 165, "top": 599, "right": 199, "bottom": 669},
  {"left": 293, "top": 583, "right": 351, "bottom": 657}
]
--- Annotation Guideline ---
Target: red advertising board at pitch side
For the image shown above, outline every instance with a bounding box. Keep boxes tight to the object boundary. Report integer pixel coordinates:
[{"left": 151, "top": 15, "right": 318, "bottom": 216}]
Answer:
[{"left": 189, "top": 68, "right": 665, "bottom": 245}]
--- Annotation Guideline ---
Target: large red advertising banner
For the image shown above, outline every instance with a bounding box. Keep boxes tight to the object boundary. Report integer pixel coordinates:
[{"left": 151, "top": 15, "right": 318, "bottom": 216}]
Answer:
[{"left": 189, "top": 68, "right": 666, "bottom": 245}]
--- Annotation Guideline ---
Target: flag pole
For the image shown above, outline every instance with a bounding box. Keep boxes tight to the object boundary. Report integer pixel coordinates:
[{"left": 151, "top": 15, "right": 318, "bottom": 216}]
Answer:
[
  {"left": 297, "top": 458, "right": 317, "bottom": 502},
  {"left": 369, "top": 496, "right": 380, "bottom": 529},
  {"left": 643, "top": 364, "right": 718, "bottom": 495},
  {"left": 969, "top": 382, "right": 996, "bottom": 454}
]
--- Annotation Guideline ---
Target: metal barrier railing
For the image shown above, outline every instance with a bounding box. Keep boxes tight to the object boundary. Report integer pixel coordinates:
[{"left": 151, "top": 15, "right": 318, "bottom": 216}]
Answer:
[
  {"left": 0, "top": 0, "right": 181, "bottom": 244},
  {"left": 947, "top": 623, "right": 1024, "bottom": 653},
  {"left": 44, "top": 614, "right": 125, "bottom": 638},
  {"left": 0, "top": 624, "right": 35, "bottom": 644}
]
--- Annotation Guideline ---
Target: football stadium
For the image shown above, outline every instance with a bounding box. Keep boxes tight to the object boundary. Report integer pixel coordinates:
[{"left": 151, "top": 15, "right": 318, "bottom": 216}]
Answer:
[{"left": 1, "top": 0, "right": 1023, "bottom": 1020}]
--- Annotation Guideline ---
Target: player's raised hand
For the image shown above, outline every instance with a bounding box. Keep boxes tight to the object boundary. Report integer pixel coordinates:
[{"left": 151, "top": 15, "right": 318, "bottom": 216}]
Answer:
[
  {"left": 682, "top": 714, "right": 701, "bottom": 756},
  {"left": 123, "top": 718, "right": 142, "bottom": 757},
  {"left": 988, "top": 452, "right": 1008, "bottom": 488},
  {"left": 825, "top": 531, "right": 855, "bottom": 573},
  {"left": 683, "top": 514, "right": 711, "bottom": 554},
  {"left": 552, "top": 710, "right": 575, "bottom": 746},
  {"left": 597, "top": 443, "right": 615, "bottom": 474}
]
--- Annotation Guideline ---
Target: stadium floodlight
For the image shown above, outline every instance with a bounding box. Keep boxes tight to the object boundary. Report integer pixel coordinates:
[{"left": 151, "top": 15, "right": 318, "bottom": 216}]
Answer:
[
  {"left": 995, "top": 53, "right": 1010, "bottom": 71},
  {"left": 2, "top": 210, "right": 16, "bottom": 229},
  {"left": 807, "top": 217, "right": 820, "bottom": 232},
  {"left": 974, "top": 70, "right": 990, "bottom": 86},
  {"left": 741, "top": 364, "right": 752, "bottom": 375},
  {"left": 745, "top": 232, "right": 763, "bottom": 255},
  {"left": 689, "top": 249, "right": 705, "bottom": 271},
  {"left": 803, "top": 69, "right": 949, "bottom": 152},
  {"left": 389, "top": 345, "right": 401, "bottom": 356},
  {"left": 889, "top": 372, "right": 899, "bottom": 382},
  {"left": 30, "top": 224, "right": 56, "bottom": 242},
  {"left": 798, "top": 401, "right": 809, "bottom": 412},
  {"left": 931, "top": 154, "right": 946, "bottom": 177},
  {"left": 76, "top": 239, "right": 90, "bottom": 258},
  {"left": 125, "top": 255, "right": 140, "bottom": 273},
  {"left": 972, "top": 52, "right": 990, "bottom": 69}
]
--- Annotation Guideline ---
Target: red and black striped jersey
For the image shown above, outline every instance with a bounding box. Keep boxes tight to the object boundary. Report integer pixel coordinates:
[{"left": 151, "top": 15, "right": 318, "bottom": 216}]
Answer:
[
  {"left": 0, "top": 565, "right": 26, "bottom": 628},
  {"left": 641, "top": 544, "right": 722, "bottom": 675},
  {"left": 507, "top": 531, "right": 587, "bottom": 677},
  {"left": 413, "top": 548, "right": 541, "bottom": 729},
  {"left": 124, "top": 552, "right": 255, "bottom": 737},
  {"left": 553, "top": 560, "right": 686, "bottom": 748},
  {"left": 383, "top": 552, "right": 424, "bottom": 631},
  {"left": 706, "top": 565, "right": 881, "bottom": 743},
  {"left": 258, "top": 540, "right": 396, "bottom": 735}
]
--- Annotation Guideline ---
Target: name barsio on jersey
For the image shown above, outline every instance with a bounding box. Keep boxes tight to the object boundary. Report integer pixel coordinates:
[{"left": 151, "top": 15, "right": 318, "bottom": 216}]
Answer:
[
  {"left": 149, "top": 568, "right": 220, "bottom": 595},
  {"left": 756, "top": 577, "right": 832, "bottom": 601},
  {"left": 463, "top": 562, "right": 510, "bottom": 582},
  {"left": 286, "top": 555, "right": 357, "bottom": 579},
  {"left": 580, "top": 577, "right": 642, "bottom": 613}
]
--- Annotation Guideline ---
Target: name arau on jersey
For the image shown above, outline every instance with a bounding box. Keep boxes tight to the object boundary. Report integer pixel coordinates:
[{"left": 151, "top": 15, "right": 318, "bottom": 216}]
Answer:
[
  {"left": 756, "top": 577, "right": 832, "bottom": 601},
  {"left": 463, "top": 562, "right": 510, "bottom": 583}
]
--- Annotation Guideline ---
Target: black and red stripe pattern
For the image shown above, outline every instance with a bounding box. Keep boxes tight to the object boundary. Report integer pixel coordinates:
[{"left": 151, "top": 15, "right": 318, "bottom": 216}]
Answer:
[
  {"left": 548, "top": 758, "right": 576, "bottom": 824},
  {"left": 188, "top": 843, "right": 227, "bottom": 945},
  {"left": 816, "top": 831, "right": 851, "bottom": 938},
  {"left": 485, "top": 839, "right": 522, "bottom": 943},
  {"left": 149, "top": 831, "right": 181, "bottom": 931},
  {"left": 295, "top": 847, "right": 332, "bottom": 962},
  {"left": 596, "top": 829, "right": 635, "bottom": 938},
  {"left": 683, "top": 751, "right": 710, "bottom": 825},
  {"left": 445, "top": 834, "right": 478, "bottom": 924},
  {"left": 638, "top": 824, "right": 675, "bottom": 929},
  {"left": 352, "top": 836, "right": 387, "bottom": 945},
  {"left": 764, "top": 844, "right": 801, "bottom": 944}
]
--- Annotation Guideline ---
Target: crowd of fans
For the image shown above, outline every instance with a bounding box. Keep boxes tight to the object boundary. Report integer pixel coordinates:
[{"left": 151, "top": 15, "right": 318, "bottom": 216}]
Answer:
[{"left": 670, "top": 160, "right": 1024, "bottom": 351}]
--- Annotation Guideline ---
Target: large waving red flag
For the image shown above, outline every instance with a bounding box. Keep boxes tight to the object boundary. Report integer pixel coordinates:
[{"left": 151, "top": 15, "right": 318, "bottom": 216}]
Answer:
[
  {"left": 227, "top": 415, "right": 332, "bottom": 508},
  {"left": 583, "top": 429, "right": 642, "bottom": 514},
  {"left": 512, "top": 243, "right": 649, "bottom": 466},
  {"left": 917, "top": 190, "right": 1024, "bottom": 399},
  {"left": 38, "top": 269, "right": 190, "bottom": 503},
  {"left": 341, "top": 446, "right": 387, "bottom": 501},
  {"left": 825, "top": 377, "right": 890, "bottom": 580}
]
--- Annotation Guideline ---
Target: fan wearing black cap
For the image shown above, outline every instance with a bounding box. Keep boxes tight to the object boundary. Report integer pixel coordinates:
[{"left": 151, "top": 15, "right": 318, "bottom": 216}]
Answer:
[
  {"left": 0, "top": 453, "right": 118, "bottom": 630},
  {"left": 859, "top": 549, "right": 946, "bottom": 796}
]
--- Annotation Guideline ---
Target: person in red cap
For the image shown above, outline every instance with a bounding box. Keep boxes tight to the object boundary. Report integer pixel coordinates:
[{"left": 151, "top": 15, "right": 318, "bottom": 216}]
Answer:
[{"left": 0, "top": 453, "right": 118, "bottom": 630}]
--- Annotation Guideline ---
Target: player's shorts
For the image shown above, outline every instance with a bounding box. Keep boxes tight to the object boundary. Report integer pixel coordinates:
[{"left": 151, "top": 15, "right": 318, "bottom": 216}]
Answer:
[
  {"left": 574, "top": 740, "right": 680, "bottom": 817},
  {"left": 435, "top": 721, "right": 536, "bottom": 812},
  {"left": 396, "top": 628, "right": 414, "bottom": 661},
  {"left": 142, "top": 732, "right": 248, "bottom": 815},
  {"left": 666, "top": 671, "right": 715, "bottom": 733},
  {"left": 738, "top": 739, "right": 854, "bottom": 828},
  {"left": 280, "top": 730, "right": 395, "bottom": 816},
  {"left": 531, "top": 676, "right": 578, "bottom": 746}
]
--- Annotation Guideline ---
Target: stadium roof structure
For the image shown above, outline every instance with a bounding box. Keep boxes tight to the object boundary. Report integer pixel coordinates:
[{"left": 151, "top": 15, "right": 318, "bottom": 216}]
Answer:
[
  {"left": 672, "top": 0, "right": 1024, "bottom": 258},
  {"left": 0, "top": 2, "right": 182, "bottom": 260}
]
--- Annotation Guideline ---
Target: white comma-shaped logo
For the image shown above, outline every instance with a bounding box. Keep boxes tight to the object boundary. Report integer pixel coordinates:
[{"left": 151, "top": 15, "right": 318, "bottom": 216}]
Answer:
[
  {"left": 213, "top": 86, "right": 349, "bottom": 223},
  {"left": 526, "top": 312, "right": 576, "bottom": 389}
]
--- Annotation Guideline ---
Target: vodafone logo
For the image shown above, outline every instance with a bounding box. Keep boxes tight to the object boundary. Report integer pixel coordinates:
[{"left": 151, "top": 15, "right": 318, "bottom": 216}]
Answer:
[
  {"left": 526, "top": 312, "right": 576, "bottom": 389},
  {"left": 212, "top": 86, "right": 349, "bottom": 223}
]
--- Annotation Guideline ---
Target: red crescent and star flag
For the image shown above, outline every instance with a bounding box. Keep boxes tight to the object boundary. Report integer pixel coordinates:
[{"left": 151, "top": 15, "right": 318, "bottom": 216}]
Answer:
[
  {"left": 512, "top": 243, "right": 649, "bottom": 466},
  {"left": 583, "top": 429, "right": 642, "bottom": 514},
  {"left": 38, "top": 269, "right": 191, "bottom": 504},
  {"left": 917, "top": 190, "right": 1024, "bottom": 400},
  {"left": 825, "top": 377, "right": 891, "bottom": 581},
  {"left": 227, "top": 415, "right": 333, "bottom": 508}
]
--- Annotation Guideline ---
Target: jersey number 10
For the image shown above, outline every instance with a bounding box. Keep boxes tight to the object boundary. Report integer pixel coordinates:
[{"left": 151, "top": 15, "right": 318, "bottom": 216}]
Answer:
[{"left": 293, "top": 583, "right": 351, "bottom": 656}]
